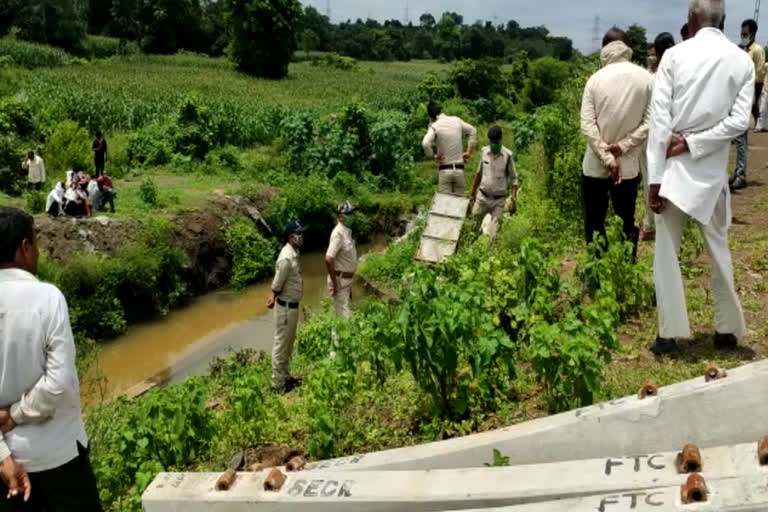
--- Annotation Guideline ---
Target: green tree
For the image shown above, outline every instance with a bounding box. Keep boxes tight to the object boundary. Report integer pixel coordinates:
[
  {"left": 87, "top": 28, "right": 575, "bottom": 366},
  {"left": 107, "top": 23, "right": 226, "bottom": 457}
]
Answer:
[
  {"left": 436, "top": 14, "right": 460, "bottom": 62},
  {"left": 225, "top": 0, "right": 301, "bottom": 78},
  {"left": 625, "top": 23, "right": 648, "bottom": 67},
  {"left": 419, "top": 13, "right": 435, "bottom": 29},
  {"left": 10, "top": 0, "right": 87, "bottom": 52}
]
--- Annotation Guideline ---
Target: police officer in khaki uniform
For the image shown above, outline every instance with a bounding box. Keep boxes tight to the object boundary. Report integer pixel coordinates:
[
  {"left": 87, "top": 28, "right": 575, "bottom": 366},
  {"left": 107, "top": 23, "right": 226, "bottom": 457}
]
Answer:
[
  {"left": 422, "top": 101, "right": 478, "bottom": 196},
  {"left": 325, "top": 201, "right": 358, "bottom": 319},
  {"left": 469, "top": 126, "right": 518, "bottom": 235},
  {"left": 267, "top": 221, "right": 306, "bottom": 393}
]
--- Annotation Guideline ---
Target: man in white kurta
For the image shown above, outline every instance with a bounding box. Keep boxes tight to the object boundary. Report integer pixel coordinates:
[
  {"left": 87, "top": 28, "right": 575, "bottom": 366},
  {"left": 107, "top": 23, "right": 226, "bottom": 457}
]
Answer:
[{"left": 646, "top": 4, "right": 750, "bottom": 355}]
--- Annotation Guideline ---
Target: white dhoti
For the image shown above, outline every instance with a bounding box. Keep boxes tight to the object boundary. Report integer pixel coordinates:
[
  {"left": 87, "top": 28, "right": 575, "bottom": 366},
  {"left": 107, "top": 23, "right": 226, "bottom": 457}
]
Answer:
[
  {"left": 654, "top": 189, "right": 746, "bottom": 339},
  {"left": 756, "top": 88, "right": 768, "bottom": 131}
]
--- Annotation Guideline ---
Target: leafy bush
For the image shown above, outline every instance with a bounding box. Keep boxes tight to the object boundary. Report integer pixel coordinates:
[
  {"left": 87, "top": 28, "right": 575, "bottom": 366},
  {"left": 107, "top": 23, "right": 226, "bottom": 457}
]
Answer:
[
  {"left": 0, "top": 95, "right": 38, "bottom": 138},
  {"left": 295, "top": 310, "right": 335, "bottom": 362},
  {"left": 88, "top": 378, "right": 214, "bottom": 507},
  {"left": 390, "top": 266, "right": 515, "bottom": 419},
  {"left": 24, "top": 189, "right": 46, "bottom": 213},
  {"left": 47, "top": 120, "right": 91, "bottom": 174},
  {"left": 174, "top": 96, "right": 214, "bottom": 159},
  {"left": 523, "top": 57, "right": 571, "bottom": 110},
  {"left": 358, "top": 225, "right": 422, "bottom": 287},
  {"left": 0, "top": 133, "right": 24, "bottom": 195},
  {"left": 263, "top": 174, "right": 336, "bottom": 244},
  {"left": 303, "top": 359, "right": 356, "bottom": 458},
  {"left": 311, "top": 53, "right": 359, "bottom": 71},
  {"left": 127, "top": 122, "right": 174, "bottom": 166},
  {"left": 369, "top": 111, "right": 415, "bottom": 189},
  {"left": 81, "top": 35, "right": 140, "bottom": 59},
  {"left": 223, "top": 217, "right": 277, "bottom": 289},
  {"left": 139, "top": 177, "right": 158, "bottom": 205},
  {"left": 449, "top": 59, "right": 506, "bottom": 100},
  {"left": 0, "top": 37, "right": 71, "bottom": 68}
]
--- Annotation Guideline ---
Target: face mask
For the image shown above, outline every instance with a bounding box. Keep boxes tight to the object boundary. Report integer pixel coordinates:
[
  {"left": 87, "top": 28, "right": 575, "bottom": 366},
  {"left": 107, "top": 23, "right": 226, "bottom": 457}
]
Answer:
[
  {"left": 741, "top": 36, "right": 753, "bottom": 47},
  {"left": 648, "top": 56, "right": 658, "bottom": 66},
  {"left": 293, "top": 234, "right": 304, "bottom": 247},
  {"left": 490, "top": 143, "right": 502, "bottom": 153}
]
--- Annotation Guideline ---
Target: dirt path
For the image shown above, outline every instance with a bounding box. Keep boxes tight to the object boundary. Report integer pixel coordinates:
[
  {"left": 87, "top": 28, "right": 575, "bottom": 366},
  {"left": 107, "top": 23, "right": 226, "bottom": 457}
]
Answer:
[{"left": 599, "top": 132, "right": 768, "bottom": 398}]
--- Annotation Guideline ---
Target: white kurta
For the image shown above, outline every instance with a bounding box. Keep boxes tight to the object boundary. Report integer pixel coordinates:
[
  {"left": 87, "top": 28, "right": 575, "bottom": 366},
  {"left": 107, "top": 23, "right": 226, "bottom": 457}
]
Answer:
[
  {"left": 646, "top": 27, "right": 749, "bottom": 340},
  {"left": 647, "top": 28, "right": 754, "bottom": 224},
  {"left": 22, "top": 155, "right": 46, "bottom": 184}
]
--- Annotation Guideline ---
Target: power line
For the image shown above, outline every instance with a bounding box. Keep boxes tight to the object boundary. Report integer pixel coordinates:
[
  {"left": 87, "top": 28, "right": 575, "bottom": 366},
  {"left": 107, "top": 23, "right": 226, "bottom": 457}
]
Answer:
[{"left": 756, "top": 0, "right": 762, "bottom": 23}]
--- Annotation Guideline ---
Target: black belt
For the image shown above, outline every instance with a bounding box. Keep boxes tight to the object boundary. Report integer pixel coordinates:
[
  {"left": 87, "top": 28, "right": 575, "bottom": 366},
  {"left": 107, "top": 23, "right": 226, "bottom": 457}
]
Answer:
[
  {"left": 277, "top": 298, "right": 299, "bottom": 309},
  {"left": 480, "top": 189, "right": 506, "bottom": 200},
  {"left": 439, "top": 163, "right": 465, "bottom": 170}
]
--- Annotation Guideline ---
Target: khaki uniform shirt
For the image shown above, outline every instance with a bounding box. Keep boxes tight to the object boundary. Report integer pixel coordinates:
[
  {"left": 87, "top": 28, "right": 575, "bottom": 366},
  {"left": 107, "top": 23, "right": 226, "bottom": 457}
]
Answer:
[
  {"left": 747, "top": 41, "right": 766, "bottom": 84},
  {"left": 23, "top": 155, "right": 46, "bottom": 184},
  {"left": 422, "top": 114, "right": 478, "bottom": 165},
  {"left": 326, "top": 223, "right": 357, "bottom": 274},
  {"left": 476, "top": 146, "right": 517, "bottom": 197},
  {"left": 271, "top": 244, "right": 303, "bottom": 303}
]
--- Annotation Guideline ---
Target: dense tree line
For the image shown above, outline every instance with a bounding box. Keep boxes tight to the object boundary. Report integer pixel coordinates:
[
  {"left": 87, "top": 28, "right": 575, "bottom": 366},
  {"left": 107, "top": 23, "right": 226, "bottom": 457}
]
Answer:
[
  {"left": 298, "top": 8, "right": 575, "bottom": 62},
  {"left": 1, "top": 1, "right": 575, "bottom": 63}
]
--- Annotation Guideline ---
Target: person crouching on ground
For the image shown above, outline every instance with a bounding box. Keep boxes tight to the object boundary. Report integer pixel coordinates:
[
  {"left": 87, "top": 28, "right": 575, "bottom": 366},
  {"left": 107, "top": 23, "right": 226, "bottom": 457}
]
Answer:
[{"left": 469, "top": 125, "right": 518, "bottom": 241}]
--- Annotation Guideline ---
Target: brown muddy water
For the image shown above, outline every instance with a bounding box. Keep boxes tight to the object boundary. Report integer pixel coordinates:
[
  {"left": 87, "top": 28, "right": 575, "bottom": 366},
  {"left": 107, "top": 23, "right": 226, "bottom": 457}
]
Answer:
[{"left": 97, "top": 245, "right": 381, "bottom": 397}]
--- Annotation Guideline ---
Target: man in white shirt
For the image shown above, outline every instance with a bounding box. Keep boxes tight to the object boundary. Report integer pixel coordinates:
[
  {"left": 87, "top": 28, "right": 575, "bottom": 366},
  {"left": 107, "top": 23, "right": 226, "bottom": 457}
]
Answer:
[
  {"left": 422, "top": 102, "right": 478, "bottom": 196},
  {"left": 21, "top": 151, "right": 46, "bottom": 192},
  {"left": 646, "top": 0, "right": 750, "bottom": 355},
  {"left": 580, "top": 29, "right": 653, "bottom": 258},
  {"left": 0, "top": 208, "right": 102, "bottom": 510}
]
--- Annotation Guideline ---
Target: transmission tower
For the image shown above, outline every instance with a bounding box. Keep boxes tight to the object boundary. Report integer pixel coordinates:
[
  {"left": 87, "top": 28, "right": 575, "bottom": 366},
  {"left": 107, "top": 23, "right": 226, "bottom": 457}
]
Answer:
[
  {"left": 756, "top": 0, "right": 762, "bottom": 22},
  {"left": 325, "top": 0, "right": 331, "bottom": 20},
  {"left": 591, "top": 14, "right": 601, "bottom": 52},
  {"left": 404, "top": 0, "right": 410, "bottom": 24}
]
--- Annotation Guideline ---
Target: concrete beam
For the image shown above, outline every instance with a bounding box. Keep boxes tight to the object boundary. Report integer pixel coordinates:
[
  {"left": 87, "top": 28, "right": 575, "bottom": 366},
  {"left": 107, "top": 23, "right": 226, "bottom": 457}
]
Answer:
[
  {"left": 143, "top": 441, "right": 768, "bottom": 511},
  {"left": 450, "top": 476, "right": 768, "bottom": 511},
  {"left": 306, "top": 360, "right": 768, "bottom": 471}
]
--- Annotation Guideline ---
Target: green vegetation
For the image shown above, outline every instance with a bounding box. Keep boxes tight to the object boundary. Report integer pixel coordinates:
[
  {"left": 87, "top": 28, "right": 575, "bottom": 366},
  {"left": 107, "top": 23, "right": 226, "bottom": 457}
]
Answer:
[{"left": 2, "top": 24, "right": 747, "bottom": 512}]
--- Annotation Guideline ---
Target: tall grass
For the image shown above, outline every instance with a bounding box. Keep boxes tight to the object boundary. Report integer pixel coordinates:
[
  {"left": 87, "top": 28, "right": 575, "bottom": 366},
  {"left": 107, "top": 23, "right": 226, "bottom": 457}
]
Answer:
[{"left": 0, "top": 37, "right": 71, "bottom": 69}]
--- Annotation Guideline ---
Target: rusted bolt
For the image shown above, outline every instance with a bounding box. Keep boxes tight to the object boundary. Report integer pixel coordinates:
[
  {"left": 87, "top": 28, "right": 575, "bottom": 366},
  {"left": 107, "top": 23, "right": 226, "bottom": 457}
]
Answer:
[
  {"left": 638, "top": 381, "right": 659, "bottom": 399},
  {"left": 676, "top": 444, "right": 702, "bottom": 473},
  {"left": 286, "top": 456, "right": 306, "bottom": 472},
  {"left": 216, "top": 469, "right": 237, "bottom": 491},
  {"left": 705, "top": 364, "right": 727, "bottom": 382},
  {"left": 680, "top": 474, "right": 708, "bottom": 504},
  {"left": 264, "top": 468, "right": 287, "bottom": 492},
  {"left": 758, "top": 437, "right": 768, "bottom": 466}
]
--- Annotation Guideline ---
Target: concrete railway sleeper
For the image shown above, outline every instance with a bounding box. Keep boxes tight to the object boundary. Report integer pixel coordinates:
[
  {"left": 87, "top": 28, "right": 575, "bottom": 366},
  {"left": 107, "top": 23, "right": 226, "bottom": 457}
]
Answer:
[{"left": 143, "top": 439, "right": 768, "bottom": 510}]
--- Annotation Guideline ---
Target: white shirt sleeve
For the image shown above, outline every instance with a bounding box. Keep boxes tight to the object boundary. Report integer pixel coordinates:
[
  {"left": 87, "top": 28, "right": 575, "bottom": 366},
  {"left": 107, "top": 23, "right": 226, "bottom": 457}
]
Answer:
[
  {"left": 580, "top": 77, "right": 616, "bottom": 168},
  {"left": 685, "top": 65, "right": 755, "bottom": 161},
  {"left": 0, "top": 435, "right": 9, "bottom": 462},
  {"left": 646, "top": 59, "right": 675, "bottom": 185},
  {"left": 422, "top": 126, "right": 436, "bottom": 159},
  {"left": 10, "top": 290, "right": 77, "bottom": 425}
]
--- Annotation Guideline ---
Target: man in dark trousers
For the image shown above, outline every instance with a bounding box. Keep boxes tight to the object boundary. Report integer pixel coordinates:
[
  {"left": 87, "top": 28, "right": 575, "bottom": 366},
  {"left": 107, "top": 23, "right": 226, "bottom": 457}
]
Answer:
[
  {"left": 0, "top": 207, "right": 103, "bottom": 511},
  {"left": 92, "top": 131, "right": 107, "bottom": 178}
]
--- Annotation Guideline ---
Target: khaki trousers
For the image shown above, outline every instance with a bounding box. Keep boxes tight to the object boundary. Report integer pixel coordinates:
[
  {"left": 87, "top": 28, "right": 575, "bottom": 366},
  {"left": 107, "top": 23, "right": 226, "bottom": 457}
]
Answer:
[
  {"left": 329, "top": 275, "right": 353, "bottom": 318},
  {"left": 272, "top": 303, "right": 299, "bottom": 388},
  {"left": 654, "top": 190, "right": 746, "bottom": 340},
  {"left": 438, "top": 168, "right": 465, "bottom": 196}
]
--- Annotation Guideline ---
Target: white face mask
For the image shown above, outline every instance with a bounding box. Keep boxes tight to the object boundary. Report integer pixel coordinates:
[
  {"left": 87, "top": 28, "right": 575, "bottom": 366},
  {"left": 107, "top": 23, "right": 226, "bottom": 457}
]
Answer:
[
  {"left": 293, "top": 234, "right": 304, "bottom": 248},
  {"left": 741, "top": 36, "right": 753, "bottom": 47}
]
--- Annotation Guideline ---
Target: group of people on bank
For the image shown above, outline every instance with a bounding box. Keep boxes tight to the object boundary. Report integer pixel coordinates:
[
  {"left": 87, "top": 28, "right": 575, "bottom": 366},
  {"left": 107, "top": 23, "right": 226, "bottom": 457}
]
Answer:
[{"left": 21, "top": 131, "right": 116, "bottom": 218}]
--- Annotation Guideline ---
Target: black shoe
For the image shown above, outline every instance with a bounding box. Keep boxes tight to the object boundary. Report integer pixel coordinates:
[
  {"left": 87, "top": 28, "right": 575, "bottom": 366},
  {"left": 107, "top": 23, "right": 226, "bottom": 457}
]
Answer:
[
  {"left": 730, "top": 178, "right": 747, "bottom": 190},
  {"left": 650, "top": 337, "right": 681, "bottom": 356},
  {"left": 714, "top": 332, "right": 738, "bottom": 350},
  {"left": 284, "top": 376, "right": 302, "bottom": 393}
]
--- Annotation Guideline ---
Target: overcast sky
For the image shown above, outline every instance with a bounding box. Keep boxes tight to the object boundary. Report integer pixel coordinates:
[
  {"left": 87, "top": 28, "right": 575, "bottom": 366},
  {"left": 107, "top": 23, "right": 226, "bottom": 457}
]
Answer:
[{"left": 301, "top": 0, "right": 761, "bottom": 52}]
